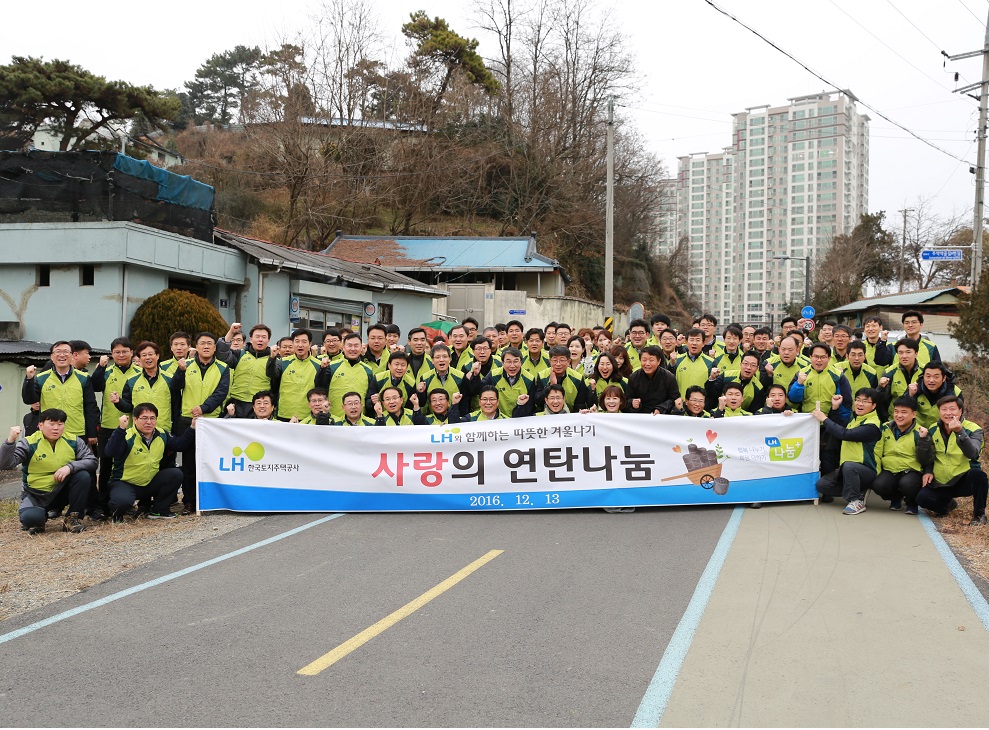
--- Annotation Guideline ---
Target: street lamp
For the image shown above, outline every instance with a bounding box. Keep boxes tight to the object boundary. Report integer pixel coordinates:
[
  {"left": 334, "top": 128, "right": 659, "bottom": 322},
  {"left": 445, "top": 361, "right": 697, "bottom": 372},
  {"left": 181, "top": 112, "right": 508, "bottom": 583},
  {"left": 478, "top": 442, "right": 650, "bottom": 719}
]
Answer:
[{"left": 772, "top": 255, "right": 811, "bottom": 307}]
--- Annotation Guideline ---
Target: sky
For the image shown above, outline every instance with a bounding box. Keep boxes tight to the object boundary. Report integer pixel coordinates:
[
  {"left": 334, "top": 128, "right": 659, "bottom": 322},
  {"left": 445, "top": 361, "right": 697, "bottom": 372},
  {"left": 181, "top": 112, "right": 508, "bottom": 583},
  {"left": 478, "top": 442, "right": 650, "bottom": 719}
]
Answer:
[{"left": 4, "top": 0, "right": 987, "bottom": 226}]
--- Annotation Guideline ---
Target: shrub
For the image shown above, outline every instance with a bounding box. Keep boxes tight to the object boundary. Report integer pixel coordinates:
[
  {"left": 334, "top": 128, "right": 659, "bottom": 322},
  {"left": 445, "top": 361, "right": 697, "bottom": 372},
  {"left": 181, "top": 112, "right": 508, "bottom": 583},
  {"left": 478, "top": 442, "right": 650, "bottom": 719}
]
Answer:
[{"left": 129, "top": 289, "right": 228, "bottom": 350}]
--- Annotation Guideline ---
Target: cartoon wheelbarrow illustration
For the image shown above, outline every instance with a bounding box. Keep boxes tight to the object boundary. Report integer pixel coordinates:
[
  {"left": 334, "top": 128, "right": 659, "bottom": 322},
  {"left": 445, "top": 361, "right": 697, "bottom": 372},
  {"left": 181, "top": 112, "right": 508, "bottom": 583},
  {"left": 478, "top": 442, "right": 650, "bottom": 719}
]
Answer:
[{"left": 662, "top": 444, "right": 730, "bottom": 494}]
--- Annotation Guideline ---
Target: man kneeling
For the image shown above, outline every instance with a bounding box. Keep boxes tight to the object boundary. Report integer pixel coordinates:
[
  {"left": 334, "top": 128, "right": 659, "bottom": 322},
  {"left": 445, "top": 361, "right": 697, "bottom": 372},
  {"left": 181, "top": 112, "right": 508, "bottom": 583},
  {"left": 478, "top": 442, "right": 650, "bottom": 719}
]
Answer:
[
  {"left": 814, "top": 388, "right": 883, "bottom": 515},
  {"left": 0, "top": 409, "right": 98, "bottom": 534},
  {"left": 105, "top": 404, "right": 196, "bottom": 521}
]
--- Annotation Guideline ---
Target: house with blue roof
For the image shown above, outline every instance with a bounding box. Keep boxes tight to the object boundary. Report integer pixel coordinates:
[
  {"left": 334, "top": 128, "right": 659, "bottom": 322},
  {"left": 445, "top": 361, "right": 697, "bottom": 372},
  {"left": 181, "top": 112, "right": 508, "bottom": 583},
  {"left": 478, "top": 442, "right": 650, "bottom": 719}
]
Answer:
[{"left": 324, "top": 233, "right": 570, "bottom": 327}]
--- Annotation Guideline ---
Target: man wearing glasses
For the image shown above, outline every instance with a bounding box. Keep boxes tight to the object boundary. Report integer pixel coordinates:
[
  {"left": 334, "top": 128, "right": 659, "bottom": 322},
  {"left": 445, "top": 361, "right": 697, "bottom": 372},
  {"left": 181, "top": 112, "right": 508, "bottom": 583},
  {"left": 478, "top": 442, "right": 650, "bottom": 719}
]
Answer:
[
  {"left": 104, "top": 403, "right": 196, "bottom": 520},
  {"left": 788, "top": 342, "right": 853, "bottom": 476},
  {"left": 22, "top": 341, "right": 99, "bottom": 446},
  {"left": 814, "top": 389, "right": 883, "bottom": 515}
]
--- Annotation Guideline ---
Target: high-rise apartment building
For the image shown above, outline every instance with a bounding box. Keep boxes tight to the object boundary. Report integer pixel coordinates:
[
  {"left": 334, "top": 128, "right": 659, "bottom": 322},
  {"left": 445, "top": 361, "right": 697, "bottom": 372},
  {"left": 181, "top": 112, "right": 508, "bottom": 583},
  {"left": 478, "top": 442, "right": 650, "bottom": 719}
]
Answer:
[{"left": 676, "top": 91, "right": 869, "bottom": 325}]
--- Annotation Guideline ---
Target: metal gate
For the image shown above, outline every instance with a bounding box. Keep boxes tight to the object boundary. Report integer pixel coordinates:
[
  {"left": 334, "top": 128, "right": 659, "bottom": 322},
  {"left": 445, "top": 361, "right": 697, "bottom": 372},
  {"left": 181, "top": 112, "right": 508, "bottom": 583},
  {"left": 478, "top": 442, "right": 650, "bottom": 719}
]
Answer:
[{"left": 446, "top": 284, "right": 487, "bottom": 324}]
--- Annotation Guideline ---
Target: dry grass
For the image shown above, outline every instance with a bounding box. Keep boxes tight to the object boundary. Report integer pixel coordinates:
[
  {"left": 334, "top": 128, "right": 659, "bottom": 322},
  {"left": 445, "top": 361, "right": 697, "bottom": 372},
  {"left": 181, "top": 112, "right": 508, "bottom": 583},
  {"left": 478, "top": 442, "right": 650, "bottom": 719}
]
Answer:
[
  {"left": 0, "top": 501, "right": 260, "bottom": 621},
  {"left": 933, "top": 360, "right": 989, "bottom": 587}
]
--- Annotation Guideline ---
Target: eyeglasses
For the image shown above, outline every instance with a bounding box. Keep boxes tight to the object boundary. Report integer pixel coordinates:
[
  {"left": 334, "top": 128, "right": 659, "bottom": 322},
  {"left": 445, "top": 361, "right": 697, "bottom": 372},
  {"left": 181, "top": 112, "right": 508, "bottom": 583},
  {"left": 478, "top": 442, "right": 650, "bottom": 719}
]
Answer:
[
  {"left": 853, "top": 397, "right": 873, "bottom": 404},
  {"left": 136, "top": 416, "right": 157, "bottom": 422}
]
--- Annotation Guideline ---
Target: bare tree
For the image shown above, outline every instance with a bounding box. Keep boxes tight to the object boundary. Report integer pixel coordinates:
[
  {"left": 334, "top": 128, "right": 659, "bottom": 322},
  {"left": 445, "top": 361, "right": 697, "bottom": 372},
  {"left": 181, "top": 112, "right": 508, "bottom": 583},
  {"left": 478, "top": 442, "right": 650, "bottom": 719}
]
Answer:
[{"left": 310, "top": 0, "right": 383, "bottom": 122}]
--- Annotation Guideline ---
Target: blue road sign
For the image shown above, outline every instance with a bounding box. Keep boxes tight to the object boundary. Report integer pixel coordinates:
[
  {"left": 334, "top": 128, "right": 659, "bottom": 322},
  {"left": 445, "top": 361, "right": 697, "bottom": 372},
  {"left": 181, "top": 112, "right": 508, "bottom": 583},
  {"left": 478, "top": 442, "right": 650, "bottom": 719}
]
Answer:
[
  {"left": 801, "top": 305, "right": 816, "bottom": 319},
  {"left": 921, "top": 248, "right": 963, "bottom": 261}
]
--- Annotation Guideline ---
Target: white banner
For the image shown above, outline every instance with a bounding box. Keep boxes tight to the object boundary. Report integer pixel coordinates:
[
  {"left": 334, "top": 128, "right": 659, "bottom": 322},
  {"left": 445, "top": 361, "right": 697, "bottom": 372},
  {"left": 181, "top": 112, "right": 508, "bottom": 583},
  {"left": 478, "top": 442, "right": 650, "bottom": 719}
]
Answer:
[{"left": 196, "top": 414, "right": 820, "bottom": 512}]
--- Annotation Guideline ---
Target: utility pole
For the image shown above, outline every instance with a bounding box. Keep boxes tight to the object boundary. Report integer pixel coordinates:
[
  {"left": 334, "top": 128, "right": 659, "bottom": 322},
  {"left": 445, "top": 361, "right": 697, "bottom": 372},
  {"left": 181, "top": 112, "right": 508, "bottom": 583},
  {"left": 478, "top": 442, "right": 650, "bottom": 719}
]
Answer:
[
  {"left": 898, "top": 207, "right": 913, "bottom": 292},
  {"left": 605, "top": 97, "right": 615, "bottom": 319},
  {"left": 946, "top": 7, "right": 989, "bottom": 287}
]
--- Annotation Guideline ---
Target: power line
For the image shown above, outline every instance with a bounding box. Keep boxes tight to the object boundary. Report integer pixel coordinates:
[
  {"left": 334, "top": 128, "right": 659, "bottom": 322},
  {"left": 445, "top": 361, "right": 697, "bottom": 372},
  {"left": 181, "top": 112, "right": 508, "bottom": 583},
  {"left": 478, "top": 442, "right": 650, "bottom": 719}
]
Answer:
[
  {"left": 883, "top": 0, "right": 946, "bottom": 55},
  {"left": 700, "top": 0, "right": 975, "bottom": 166},
  {"left": 826, "top": 0, "right": 954, "bottom": 93},
  {"left": 956, "top": 0, "right": 986, "bottom": 26}
]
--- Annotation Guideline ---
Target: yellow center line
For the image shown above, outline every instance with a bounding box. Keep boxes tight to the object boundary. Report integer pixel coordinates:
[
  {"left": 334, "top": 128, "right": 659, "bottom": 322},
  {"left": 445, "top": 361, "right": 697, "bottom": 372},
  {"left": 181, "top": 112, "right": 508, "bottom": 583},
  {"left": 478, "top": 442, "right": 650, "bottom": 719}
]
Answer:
[{"left": 297, "top": 549, "right": 504, "bottom": 676}]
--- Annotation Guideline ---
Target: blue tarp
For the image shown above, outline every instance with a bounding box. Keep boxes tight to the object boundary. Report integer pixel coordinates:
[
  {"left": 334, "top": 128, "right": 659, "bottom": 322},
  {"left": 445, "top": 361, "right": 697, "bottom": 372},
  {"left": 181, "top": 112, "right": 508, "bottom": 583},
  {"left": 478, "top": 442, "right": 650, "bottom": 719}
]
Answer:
[{"left": 112, "top": 154, "right": 214, "bottom": 212}]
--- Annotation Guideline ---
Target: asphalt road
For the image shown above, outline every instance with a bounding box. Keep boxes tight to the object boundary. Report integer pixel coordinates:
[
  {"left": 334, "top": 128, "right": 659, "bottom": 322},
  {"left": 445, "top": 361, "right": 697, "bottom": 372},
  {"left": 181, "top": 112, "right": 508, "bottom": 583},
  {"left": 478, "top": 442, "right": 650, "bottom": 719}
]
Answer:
[{"left": 0, "top": 506, "right": 733, "bottom": 727}]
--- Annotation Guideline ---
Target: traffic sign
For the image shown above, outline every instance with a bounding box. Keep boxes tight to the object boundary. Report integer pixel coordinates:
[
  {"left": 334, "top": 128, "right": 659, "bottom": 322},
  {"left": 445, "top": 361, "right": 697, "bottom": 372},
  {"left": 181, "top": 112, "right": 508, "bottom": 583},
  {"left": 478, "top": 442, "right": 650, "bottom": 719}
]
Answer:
[
  {"left": 921, "top": 248, "right": 963, "bottom": 261},
  {"left": 289, "top": 295, "right": 301, "bottom": 322},
  {"left": 798, "top": 318, "right": 815, "bottom": 332},
  {"left": 801, "top": 305, "right": 816, "bottom": 319}
]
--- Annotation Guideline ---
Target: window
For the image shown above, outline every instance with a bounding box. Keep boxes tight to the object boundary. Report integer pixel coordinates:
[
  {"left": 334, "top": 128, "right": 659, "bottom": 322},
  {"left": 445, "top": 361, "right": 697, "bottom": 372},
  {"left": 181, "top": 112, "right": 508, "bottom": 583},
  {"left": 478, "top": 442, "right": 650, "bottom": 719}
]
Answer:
[
  {"left": 81, "top": 264, "right": 95, "bottom": 287},
  {"left": 378, "top": 303, "right": 394, "bottom": 324},
  {"left": 38, "top": 265, "right": 50, "bottom": 287}
]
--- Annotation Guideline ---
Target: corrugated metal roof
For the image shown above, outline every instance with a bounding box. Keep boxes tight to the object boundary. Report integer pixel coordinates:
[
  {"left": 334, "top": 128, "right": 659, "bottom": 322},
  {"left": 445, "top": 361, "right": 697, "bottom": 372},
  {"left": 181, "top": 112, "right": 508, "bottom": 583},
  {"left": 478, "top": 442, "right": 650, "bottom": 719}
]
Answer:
[
  {"left": 327, "top": 235, "right": 560, "bottom": 271},
  {"left": 0, "top": 340, "right": 53, "bottom": 356},
  {"left": 214, "top": 231, "right": 446, "bottom": 297},
  {"left": 827, "top": 287, "right": 968, "bottom": 314}
]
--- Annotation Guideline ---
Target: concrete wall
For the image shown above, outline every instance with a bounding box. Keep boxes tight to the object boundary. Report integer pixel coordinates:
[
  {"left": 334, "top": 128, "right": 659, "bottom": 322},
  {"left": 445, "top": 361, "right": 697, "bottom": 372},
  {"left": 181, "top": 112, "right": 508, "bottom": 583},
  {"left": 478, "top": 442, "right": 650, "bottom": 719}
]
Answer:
[
  {"left": 488, "top": 292, "right": 606, "bottom": 330},
  {"left": 0, "top": 362, "right": 24, "bottom": 436}
]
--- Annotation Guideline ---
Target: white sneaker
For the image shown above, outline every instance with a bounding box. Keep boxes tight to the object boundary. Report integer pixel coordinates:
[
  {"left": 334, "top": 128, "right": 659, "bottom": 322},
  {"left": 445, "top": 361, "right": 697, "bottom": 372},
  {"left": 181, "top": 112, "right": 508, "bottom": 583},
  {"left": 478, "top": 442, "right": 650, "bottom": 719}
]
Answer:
[{"left": 842, "top": 500, "right": 866, "bottom": 515}]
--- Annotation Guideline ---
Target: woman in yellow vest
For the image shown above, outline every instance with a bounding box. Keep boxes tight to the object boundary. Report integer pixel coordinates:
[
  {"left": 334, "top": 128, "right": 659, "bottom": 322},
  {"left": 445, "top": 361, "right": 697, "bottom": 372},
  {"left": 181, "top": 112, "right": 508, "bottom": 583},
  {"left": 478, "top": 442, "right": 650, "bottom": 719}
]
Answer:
[
  {"left": 104, "top": 404, "right": 195, "bottom": 520},
  {"left": 0, "top": 408, "right": 98, "bottom": 534},
  {"left": 871, "top": 395, "right": 925, "bottom": 514},
  {"left": 814, "top": 388, "right": 883, "bottom": 515},
  {"left": 916, "top": 395, "right": 988, "bottom": 525}
]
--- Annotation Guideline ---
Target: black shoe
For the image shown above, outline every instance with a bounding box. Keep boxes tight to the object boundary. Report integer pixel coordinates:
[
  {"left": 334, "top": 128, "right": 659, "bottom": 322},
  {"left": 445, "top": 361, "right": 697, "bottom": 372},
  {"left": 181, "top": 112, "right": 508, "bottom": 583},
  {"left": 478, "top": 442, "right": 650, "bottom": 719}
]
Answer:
[
  {"left": 968, "top": 514, "right": 987, "bottom": 526},
  {"left": 46, "top": 509, "right": 61, "bottom": 520},
  {"left": 62, "top": 513, "right": 86, "bottom": 533},
  {"left": 181, "top": 504, "right": 194, "bottom": 516},
  {"left": 819, "top": 494, "right": 834, "bottom": 503},
  {"left": 28, "top": 525, "right": 46, "bottom": 535},
  {"left": 905, "top": 504, "right": 919, "bottom": 515},
  {"left": 889, "top": 497, "right": 903, "bottom": 511},
  {"left": 749, "top": 502, "right": 763, "bottom": 509},
  {"left": 88, "top": 508, "right": 106, "bottom": 521},
  {"left": 148, "top": 511, "right": 176, "bottom": 520}
]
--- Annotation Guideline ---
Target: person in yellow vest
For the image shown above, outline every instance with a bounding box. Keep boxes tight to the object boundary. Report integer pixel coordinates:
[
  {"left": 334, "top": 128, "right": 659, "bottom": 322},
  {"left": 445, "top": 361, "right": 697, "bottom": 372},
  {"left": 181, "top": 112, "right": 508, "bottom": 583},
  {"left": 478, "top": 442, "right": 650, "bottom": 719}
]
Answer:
[
  {"left": 415, "top": 343, "right": 469, "bottom": 415},
  {"left": 425, "top": 390, "right": 466, "bottom": 425},
  {"left": 674, "top": 329, "right": 719, "bottom": 400},
  {"left": 406, "top": 328, "right": 433, "bottom": 379},
  {"left": 321, "top": 328, "right": 345, "bottom": 363},
  {"left": 119, "top": 341, "right": 179, "bottom": 434},
  {"left": 916, "top": 395, "right": 987, "bottom": 525},
  {"left": 217, "top": 323, "right": 275, "bottom": 418},
  {"left": 105, "top": 405, "right": 196, "bottom": 521},
  {"left": 468, "top": 385, "right": 507, "bottom": 421},
  {"left": 520, "top": 328, "right": 550, "bottom": 377},
  {"left": 360, "top": 323, "right": 391, "bottom": 375},
  {"left": 717, "top": 325, "right": 745, "bottom": 378},
  {"left": 813, "top": 388, "right": 883, "bottom": 515},
  {"left": 624, "top": 319, "right": 650, "bottom": 371},
  {"left": 698, "top": 314, "right": 724, "bottom": 357},
  {"left": 788, "top": 342, "right": 853, "bottom": 475},
  {"left": 587, "top": 353, "right": 628, "bottom": 400},
  {"left": 914, "top": 362, "right": 962, "bottom": 428},
  {"left": 293, "top": 388, "right": 333, "bottom": 425},
  {"left": 843, "top": 340, "right": 879, "bottom": 395},
  {"left": 336, "top": 391, "right": 378, "bottom": 426},
  {"left": 878, "top": 338, "right": 923, "bottom": 418},
  {"left": 717, "top": 352, "right": 772, "bottom": 412},
  {"left": 447, "top": 325, "right": 474, "bottom": 373},
  {"left": 871, "top": 395, "right": 924, "bottom": 513},
  {"left": 469, "top": 348, "right": 539, "bottom": 418},
  {"left": 373, "top": 386, "right": 427, "bottom": 425},
  {"left": 22, "top": 341, "right": 99, "bottom": 446},
  {"left": 861, "top": 316, "right": 893, "bottom": 376},
  {"left": 92, "top": 337, "right": 140, "bottom": 514},
  {"left": 646, "top": 313, "right": 671, "bottom": 347},
  {"left": 712, "top": 382, "right": 751, "bottom": 418},
  {"left": 159, "top": 331, "right": 192, "bottom": 375},
  {"left": 326, "top": 333, "right": 378, "bottom": 421},
  {"left": 1, "top": 409, "right": 98, "bottom": 534},
  {"left": 268, "top": 329, "right": 331, "bottom": 421},
  {"left": 533, "top": 346, "right": 592, "bottom": 413},
  {"left": 170, "top": 332, "right": 230, "bottom": 514},
  {"left": 900, "top": 310, "right": 941, "bottom": 367},
  {"left": 225, "top": 390, "right": 277, "bottom": 421},
  {"left": 674, "top": 385, "right": 712, "bottom": 418},
  {"left": 754, "top": 384, "right": 794, "bottom": 415},
  {"left": 372, "top": 350, "right": 417, "bottom": 412}
]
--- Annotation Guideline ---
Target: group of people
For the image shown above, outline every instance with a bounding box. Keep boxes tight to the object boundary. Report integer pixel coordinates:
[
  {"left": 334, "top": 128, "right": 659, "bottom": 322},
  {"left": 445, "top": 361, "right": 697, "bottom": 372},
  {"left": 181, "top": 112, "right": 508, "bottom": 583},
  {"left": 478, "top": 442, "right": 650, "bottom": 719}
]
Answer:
[{"left": 2, "top": 308, "right": 985, "bottom": 532}]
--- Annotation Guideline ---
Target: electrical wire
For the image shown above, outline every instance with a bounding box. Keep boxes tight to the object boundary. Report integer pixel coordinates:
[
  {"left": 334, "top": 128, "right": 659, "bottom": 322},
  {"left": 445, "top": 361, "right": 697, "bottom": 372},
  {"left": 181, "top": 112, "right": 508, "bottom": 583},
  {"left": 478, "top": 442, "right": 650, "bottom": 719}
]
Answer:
[
  {"left": 826, "top": 0, "right": 955, "bottom": 93},
  {"left": 700, "top": 0, "right": 975, "bottom": 166},
  {"left": 956, "top": 0, "right": 987, "bottom": 26},
  {"left": 883, "top": 0, "right": 947, "bottom": 55}
]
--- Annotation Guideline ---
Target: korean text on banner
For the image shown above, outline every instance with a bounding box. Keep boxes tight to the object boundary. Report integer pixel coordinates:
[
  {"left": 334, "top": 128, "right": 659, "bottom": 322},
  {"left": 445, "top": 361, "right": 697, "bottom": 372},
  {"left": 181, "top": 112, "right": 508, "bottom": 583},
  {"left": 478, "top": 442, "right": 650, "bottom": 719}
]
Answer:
[{"left": 196, "top": 414, "right": 820, "bottom": 513}]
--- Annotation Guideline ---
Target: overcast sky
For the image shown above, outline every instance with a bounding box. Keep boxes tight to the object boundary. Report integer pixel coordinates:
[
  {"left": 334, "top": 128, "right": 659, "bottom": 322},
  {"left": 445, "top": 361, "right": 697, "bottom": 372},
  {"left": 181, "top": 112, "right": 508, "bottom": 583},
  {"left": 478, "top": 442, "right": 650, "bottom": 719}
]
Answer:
[{"left": 5, "top": 0, "right": 987, "bottom": 227}]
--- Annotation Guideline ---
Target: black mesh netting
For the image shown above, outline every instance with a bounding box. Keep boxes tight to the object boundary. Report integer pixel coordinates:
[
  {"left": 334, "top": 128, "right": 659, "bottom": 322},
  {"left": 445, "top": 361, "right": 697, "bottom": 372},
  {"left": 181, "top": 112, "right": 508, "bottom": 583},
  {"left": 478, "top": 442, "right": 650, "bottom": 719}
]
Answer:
[{"left": 0, "top": 150, "right": 215, "bottom": 242}]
